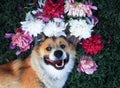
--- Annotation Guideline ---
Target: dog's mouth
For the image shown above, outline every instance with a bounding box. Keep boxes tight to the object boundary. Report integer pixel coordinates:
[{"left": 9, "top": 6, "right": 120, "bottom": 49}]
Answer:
[{"left": 44, "top": 54, "right": 69, "bottom": 70}]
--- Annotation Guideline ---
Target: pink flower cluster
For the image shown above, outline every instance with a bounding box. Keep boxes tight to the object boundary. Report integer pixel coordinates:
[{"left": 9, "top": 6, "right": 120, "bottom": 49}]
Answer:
[
  {"left": 5, "top": 0, "right": 104, "bottom": 75},
  {"left": 5, "top": 28, "right": 33, "bottom": 55},
  {"left": 77, "top": 55, "right": 97, "bottom": 74},
  {"left": 65, "top": 0, "right": 97, "bottom": 17}
]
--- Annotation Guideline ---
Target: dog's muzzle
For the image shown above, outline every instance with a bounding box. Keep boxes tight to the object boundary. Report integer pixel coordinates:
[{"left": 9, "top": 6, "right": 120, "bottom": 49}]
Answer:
[{"left": 44, "top": 53, "right": 69, "bottom": 70}]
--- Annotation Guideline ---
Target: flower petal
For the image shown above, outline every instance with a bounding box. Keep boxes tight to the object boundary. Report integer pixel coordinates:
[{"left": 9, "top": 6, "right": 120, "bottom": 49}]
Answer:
[{"left": 5, "top": 33, "right": 13, "bottom": 38}]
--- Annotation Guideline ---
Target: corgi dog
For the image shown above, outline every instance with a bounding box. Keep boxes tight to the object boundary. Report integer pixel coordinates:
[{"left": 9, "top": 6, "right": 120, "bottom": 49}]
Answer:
[{"left": 0, "top": 35, "right": 76, "bottom": 88}]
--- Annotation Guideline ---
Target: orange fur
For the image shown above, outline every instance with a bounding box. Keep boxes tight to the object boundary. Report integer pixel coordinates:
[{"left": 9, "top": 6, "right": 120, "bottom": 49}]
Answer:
[
  {"left": 0, "top": 57, "right": 44, "bottom": 88},
  {"left": 0, "top": 37, "right": 76, "bottom": 88}
]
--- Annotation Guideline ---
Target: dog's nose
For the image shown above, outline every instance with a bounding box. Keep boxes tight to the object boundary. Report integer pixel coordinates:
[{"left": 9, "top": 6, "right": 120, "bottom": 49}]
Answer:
[{"left": 54, "top": 50, "right": 63, "bottom": 58}]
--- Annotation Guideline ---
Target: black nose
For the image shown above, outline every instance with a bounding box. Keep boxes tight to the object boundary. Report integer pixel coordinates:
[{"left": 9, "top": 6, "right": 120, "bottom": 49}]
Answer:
[{"left": 54, "top": 50, "right": 63, "bottom": 58}]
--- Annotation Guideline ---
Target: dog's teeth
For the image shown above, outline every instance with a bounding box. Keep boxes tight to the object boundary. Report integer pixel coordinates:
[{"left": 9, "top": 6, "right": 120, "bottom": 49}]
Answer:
[{"left": 55, "top": 60, "right": 64, "bottom": 68}]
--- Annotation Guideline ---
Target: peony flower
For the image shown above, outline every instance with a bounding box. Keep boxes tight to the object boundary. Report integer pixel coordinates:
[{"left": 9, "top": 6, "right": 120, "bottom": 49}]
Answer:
[
  {"left": 64, "top": 1, "right": 86, "bottom": 17},
  {"left": 82, "top": 34, "right": 104, "bottom": 54},
  {"left": 77, "top": 55, "right": 98, "bottom": 74},
  {"left": 21, "top": 19, "right": 45, "bottom": 36},
  {"left": 43, "top": 20, "right": 66, "bottom": 37},
  {"left": 5, "top": 28, "right": 33, "bottom": 55},
  {"left": 43, "top": 0, "right": 64, "bottom": 18},
  {"left": 69, "top": 19, "right": 94, "bottom": 39},
  {"left": 12, "top": 28, "right": 33, "bottom": 51}
]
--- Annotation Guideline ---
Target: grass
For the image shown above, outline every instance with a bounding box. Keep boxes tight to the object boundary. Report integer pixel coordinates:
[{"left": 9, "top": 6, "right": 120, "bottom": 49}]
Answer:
[{"left": 0, "top": 0, "right": 120, "bottom": 88}]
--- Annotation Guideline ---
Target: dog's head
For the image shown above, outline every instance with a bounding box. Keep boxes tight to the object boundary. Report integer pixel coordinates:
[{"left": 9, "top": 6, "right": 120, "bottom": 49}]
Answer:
[{"left": 31, "top": 35, "right": 76, "bottom": 79}]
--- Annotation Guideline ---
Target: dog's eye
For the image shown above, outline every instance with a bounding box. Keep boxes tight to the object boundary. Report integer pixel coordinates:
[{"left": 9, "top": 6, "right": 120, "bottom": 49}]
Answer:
[
  {"left": 60, "top": 44, "right": 66, "bottom": 49},
  {"left": 46, "top": 47, "right": 52, "bottom": 51}
]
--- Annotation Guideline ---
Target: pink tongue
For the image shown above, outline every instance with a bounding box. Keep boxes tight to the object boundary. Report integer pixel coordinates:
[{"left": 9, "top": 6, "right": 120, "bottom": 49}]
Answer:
[
  {"left": 46, "top": 58, "right": 62, "bottom": 66},
  {"left": 54, "top": 60, "right": 62, "bottom": 66}
]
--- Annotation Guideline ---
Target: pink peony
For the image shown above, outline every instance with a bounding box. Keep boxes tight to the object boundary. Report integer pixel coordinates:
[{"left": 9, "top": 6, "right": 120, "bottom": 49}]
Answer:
[
  {"left": 7, "top": 27, "right": 33, "bottom": 55},
  {"left": 64, "top": 1, "right": 86, "bottom": 17},
  {"left": 43, "top": 0, "right": 64, "bottom": 18},
  {"left": 77, "top": 55, "right": 98, "bottom": 74}
]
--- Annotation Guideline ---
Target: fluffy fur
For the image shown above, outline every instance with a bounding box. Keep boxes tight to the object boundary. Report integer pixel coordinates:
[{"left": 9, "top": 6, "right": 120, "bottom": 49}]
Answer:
[{"left": 0, "top": 36, "right": 76, "bottom": 88}]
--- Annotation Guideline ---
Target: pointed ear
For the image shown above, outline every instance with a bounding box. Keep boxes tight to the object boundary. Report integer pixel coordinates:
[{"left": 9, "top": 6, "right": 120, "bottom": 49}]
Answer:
[
  {"left": 67, "top": 35, "right": 78, "bottom": 45},
  {"left": 35, "top": 33, "right": 46, "bottom": 45}
]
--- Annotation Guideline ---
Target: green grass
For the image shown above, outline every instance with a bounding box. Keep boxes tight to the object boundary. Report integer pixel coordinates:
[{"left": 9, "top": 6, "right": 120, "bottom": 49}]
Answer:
[{"left": 0, "top": 0, "right": 120, "bottom": 88}]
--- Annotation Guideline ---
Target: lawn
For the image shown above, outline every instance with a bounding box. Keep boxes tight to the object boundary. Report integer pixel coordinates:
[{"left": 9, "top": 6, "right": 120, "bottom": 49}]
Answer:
[{"left": 0, "top": 0, "right": 120, "bottom": 88}]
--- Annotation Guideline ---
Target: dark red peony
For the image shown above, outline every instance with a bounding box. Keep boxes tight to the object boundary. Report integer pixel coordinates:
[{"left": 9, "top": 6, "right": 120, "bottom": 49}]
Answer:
[
  {"left": 82, "top": 34, "right": 104, "bottom": 54},
  {"left": 43, "top": 0, "right": 64, "bottom": 18}
]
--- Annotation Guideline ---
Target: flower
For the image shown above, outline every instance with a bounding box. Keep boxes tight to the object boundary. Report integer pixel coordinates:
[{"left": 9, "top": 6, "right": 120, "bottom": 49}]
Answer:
[
  {"left": 84, "top": 0, "right": 98, "bottom": 17},
  {"left": 5, "top": 0, "right": 103, "bottom": 75},
  {"left": 21, "top": 19, "right": 45, "bottom": 36},
  {"left": 90, "top": 16, "right": 99, "bottom": 25},
  {"left": 64, "top": 1, "right": 86, "bottom": 17},
  {"left": 11, "top": 28, "right": 33, "bottom": 53},
  {"left": 82, "top": 34, "right": 104, "bottom": 54},
  {"left": 43, "top": 19, "right": 66, "bottom": 37},
  {"left": 5, "top": 33, "right": 14, "bottom": 38},
  {"left": 69, "top": 19, "right": 94, "bottom": 39},
  {"left": 43, "top": 0, "right": 64, "bottom": 18},
  {"left": 65, "top": 0, "right": 97, "bottom": 17},
  {"left": 35, "top": 11, "right": 50, "bottom": 22},
  {"left": 77, "top": 55, "right": 98, "bottom": 74}
]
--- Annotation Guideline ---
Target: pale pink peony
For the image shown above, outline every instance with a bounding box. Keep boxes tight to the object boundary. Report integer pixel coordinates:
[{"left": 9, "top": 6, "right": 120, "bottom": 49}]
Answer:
[
  {"left": 77, "top": 55, "right": 98, "bottom": 74},
  {"left": 65, "top": 0, "right": 97, "bottom": 17},
  {"left": 64, "top": 1, "right": 86, "bottom": 17}
]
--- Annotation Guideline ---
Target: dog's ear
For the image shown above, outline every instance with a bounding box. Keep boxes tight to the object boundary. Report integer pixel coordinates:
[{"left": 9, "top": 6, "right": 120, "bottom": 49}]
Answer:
[
  {"left": 35, "top": 33, "right": 46, "bottom": 45},
  {"left": 67, "top": 35, "right": 78, "bottom": 46}
]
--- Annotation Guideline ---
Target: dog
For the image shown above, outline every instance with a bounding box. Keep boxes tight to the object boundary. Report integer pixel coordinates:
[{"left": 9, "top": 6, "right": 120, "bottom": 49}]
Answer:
[{"left": 0, "top": 35, "right": 76, "bottom": 88}]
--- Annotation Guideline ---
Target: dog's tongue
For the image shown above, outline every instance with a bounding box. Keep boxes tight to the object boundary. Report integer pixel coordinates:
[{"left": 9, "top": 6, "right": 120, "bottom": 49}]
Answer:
[
  {"left": 46, "top": 58, "right": 64, "bottom": 67},
  {"left": 54, "top": 60, "right": 63, "bottom": 66}
]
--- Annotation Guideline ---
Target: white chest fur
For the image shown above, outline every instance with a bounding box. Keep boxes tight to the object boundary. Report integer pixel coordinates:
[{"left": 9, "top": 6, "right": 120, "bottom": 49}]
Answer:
[{"left": 30, "top": 53, "right": 75, "bottom": 88}]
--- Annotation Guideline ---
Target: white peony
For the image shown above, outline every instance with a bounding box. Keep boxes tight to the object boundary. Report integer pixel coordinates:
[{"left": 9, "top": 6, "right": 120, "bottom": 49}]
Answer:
[
  {"left": 43, "top": 21, "right": 66, "bottom": 37},
  {"left": 69, "top": 19, "right": 94, "bottom": 39},
  {"left": 21, "top": 19, "right": 45, "bottom": 36}
]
